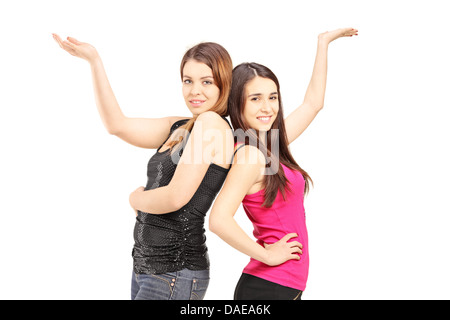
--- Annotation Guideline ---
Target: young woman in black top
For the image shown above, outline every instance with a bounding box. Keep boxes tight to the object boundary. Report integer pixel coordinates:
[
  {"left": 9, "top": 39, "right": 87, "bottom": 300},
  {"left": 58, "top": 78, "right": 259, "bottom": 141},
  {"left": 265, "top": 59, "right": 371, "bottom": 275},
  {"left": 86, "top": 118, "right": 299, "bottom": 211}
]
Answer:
[{"left": 52, "top": 34, "right": 234, "bottom": 300}]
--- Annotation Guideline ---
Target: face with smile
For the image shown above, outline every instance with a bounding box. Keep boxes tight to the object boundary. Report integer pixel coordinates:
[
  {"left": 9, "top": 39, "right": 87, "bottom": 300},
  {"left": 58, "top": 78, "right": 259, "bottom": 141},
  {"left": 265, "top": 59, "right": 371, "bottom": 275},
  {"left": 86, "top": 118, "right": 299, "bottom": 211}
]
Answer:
[
  {"left": 243, "top": 76, "right": 279, "bottom": 132},
  {"left": 182, "top": 59, "right": 220, "bottom": 116}
]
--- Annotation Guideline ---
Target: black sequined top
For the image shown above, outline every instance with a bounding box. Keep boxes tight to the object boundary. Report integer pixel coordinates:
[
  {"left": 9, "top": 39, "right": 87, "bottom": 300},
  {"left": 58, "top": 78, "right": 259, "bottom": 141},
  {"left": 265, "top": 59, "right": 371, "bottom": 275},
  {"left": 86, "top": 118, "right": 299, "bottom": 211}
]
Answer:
[{"left": 132, "top": 118, "right": 232, "bottom": 274}]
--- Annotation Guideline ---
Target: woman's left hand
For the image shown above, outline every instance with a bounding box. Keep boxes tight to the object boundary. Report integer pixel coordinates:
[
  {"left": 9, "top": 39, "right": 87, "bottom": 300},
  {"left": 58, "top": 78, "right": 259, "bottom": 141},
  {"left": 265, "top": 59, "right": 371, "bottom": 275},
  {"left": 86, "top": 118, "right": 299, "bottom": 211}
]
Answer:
[
  {"left": 318, "top": 27, "right": 358, "bottom": 45},
  {"left": 129, "top": 186, "right": 145, "bottom": 216}
]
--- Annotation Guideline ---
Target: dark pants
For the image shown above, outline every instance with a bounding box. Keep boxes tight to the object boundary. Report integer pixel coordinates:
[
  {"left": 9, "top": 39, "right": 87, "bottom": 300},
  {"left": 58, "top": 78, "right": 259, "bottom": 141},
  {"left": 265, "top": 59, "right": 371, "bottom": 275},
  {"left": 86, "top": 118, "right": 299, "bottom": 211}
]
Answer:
[{"left": 234, "top": 273, "right": 303, "bottom": 300}]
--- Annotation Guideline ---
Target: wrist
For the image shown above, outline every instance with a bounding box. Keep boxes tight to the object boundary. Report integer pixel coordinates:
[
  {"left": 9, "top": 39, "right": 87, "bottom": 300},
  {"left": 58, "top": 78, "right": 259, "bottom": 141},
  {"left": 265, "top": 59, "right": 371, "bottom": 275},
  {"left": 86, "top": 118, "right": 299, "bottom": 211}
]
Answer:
[
  {"left": 317, "top": 37, "right": 330, "bottom": 47},
  {"left": 88, "top": 52, "right": 102, "bottom": 66},
  {"left": 261, "top": 248, "right": 272, "bottom": 265}
]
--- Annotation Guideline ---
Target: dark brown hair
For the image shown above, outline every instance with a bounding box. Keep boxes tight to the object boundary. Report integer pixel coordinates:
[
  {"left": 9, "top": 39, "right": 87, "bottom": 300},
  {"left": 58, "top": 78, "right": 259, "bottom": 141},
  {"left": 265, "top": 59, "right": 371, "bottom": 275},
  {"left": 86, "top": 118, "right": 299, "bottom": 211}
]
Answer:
[
  {"left": 229, "top": 62, "right": 312, "bottom": 207},
  {"left": 167, "top": 42, "right": 233, "bottom": 149}
]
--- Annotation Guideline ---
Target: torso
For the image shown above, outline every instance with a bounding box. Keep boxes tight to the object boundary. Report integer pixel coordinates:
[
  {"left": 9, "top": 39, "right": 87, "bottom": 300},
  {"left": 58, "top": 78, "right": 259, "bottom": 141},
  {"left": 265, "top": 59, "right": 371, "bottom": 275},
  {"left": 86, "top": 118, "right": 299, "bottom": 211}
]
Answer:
[
  {"left": 241, "top": 163, "right": 309, "bottom": 291},
  {"left": 133, "top": 116, "right": 234, "bottom": 275}
]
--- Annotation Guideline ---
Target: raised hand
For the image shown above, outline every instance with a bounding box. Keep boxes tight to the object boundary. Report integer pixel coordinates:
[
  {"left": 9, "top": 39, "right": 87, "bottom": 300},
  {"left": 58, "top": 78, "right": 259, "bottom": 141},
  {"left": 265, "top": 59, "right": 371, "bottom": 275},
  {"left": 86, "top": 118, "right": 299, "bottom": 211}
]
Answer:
[
  {"left": 52, "top": 34, "right": 100, "bottom": 63},
  {"left": 318, "top": 27, "right": 358, "bottom": 45},
  {"left": 263, "top": 233, "right": 303, "bottom": 266}
]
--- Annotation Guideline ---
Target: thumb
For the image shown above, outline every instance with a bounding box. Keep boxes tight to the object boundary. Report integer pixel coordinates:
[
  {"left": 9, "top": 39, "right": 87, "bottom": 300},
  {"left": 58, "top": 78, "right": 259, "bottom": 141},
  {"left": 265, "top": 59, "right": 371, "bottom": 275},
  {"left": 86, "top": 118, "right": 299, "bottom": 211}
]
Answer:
[{"left": 280, "top": 233, "right": 298, "bottom": 243}]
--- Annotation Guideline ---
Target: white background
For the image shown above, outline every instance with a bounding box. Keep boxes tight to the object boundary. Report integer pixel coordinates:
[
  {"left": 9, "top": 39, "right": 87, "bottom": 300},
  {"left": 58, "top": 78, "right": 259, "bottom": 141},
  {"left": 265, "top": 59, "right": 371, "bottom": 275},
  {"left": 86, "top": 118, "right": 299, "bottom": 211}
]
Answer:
[{"left": 1, "top": 0, "right": 449, "bottom": 300}]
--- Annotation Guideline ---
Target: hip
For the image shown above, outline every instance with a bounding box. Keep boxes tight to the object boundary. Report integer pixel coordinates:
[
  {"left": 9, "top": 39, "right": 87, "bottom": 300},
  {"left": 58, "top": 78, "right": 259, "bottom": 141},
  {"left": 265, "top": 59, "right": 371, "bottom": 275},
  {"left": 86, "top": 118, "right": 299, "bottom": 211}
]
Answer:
[
  {"left": 131, "top": 268, "right": 210, "bottom": 300},
  {"left": 234, "top": 273, "right": 302, "bottom": 300}
]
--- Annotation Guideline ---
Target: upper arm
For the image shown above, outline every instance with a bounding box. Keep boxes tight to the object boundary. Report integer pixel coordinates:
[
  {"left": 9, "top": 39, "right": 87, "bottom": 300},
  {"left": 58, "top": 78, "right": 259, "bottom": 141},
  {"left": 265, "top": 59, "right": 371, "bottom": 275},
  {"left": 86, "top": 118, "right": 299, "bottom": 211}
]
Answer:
[
  {"left": 210, "top": 145, "right": 265, "bottom": 222},
  {"left": 114, "top": 116, "right": 189, "bottom": 149},
  {"left": 284, "top": 103, "right": 322, "bottom": 144},
  {"left": 167, "top": 112, "right": 234, "bottom": 207}
]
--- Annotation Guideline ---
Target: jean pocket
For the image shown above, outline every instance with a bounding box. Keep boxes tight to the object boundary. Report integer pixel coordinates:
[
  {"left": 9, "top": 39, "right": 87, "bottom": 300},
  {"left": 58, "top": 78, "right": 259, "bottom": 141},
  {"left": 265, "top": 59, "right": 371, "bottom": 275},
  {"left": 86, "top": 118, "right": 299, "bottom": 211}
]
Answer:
[{"left": 189, "top": 278, "right": 209, "bottom": 300}]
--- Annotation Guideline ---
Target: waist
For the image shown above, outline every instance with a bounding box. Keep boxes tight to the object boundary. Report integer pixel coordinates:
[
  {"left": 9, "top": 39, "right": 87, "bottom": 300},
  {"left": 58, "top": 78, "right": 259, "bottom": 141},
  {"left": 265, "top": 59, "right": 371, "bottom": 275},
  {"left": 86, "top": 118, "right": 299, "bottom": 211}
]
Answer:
[
  {"left": 243, "top": 253, "right": 309, "bottom": 291},
  {"left": 132, "top": 209, "right": 209, "bottom": 274}
]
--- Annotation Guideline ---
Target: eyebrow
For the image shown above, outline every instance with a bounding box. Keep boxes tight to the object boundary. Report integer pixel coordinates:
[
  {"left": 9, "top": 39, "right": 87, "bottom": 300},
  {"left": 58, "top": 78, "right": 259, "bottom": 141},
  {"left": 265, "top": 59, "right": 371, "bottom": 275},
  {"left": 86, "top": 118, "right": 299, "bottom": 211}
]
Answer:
[
  {"left": 183, "top": 75, "right": 214, "bottom": 79},
  {"left": 248, "top": 92, "right": 278, "bottom": 97}
]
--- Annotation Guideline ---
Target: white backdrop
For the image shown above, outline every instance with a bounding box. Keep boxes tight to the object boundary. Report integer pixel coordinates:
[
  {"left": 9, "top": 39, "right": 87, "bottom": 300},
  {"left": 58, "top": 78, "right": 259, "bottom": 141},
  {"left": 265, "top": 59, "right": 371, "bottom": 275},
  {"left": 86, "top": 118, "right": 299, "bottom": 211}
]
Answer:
[{"left": 1, "top": 0, "right": 449, "bottom": 300}]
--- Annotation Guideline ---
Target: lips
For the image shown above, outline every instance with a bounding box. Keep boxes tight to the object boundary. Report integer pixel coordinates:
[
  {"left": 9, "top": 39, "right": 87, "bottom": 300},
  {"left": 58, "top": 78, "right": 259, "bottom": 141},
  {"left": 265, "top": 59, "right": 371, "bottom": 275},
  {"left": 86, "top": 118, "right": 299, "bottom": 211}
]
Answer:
[
  {"left": 189, "top": 100, "right": 206, "bottom": 107},
  {"left": 256, "top": 116, "right": 272, "bottom": 123}
]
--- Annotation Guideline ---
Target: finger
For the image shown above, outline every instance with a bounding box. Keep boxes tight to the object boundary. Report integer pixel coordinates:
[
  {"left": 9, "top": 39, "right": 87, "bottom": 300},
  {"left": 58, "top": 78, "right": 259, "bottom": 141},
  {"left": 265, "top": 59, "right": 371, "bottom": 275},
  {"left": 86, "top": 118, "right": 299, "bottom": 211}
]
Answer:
[
  {"left": 280, "top": 233, "right": 298, "bottom": 243},
  {"left": 63, "top": 40, "right": 75, "bottom": 49},
  {"left": 288, "top": 241, "right": 303, "bottom": 249},
  {"left": 290, "top": 254, "right": 301, "bottom": 260},
  {"left": 347, "top": 28, "right": 358, "bottom": 36},
  {"left": 67, "top": 36, "right": 82, "bottom": 45},
  {"left": 61, "top": 41, "right": 78, "bottom": 55},
  {"left": 291, "top": 247, "right": 303, "bottom": 255},
  {"left": 52, "top": 33, "right": 64, "bottom": 47}
]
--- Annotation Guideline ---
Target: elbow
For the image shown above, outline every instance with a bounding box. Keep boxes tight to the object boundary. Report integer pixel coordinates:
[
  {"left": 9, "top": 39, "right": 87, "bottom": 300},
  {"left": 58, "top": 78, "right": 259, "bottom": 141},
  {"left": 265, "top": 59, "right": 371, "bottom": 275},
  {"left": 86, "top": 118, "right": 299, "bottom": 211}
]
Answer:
[
  {"left": 171, "top": 197, "right": 189, "bottom": 211},
  {"left": 106, "top": 127, "right": 119, "bottom": 135},
  {"left": 310, "top": 103, "right": 324, "bottom": 113},
  {"left": 304, "top": 101, "right": 324, "bottom": 113},
  {"left": 168, "top": 186, "right": 191, "bottom": 211},
  {"left": 106, "top": 122, "right": 122, "bottom": 136},
  {"left": 105, "top": 118, "right": 125, "bottom": 136}
]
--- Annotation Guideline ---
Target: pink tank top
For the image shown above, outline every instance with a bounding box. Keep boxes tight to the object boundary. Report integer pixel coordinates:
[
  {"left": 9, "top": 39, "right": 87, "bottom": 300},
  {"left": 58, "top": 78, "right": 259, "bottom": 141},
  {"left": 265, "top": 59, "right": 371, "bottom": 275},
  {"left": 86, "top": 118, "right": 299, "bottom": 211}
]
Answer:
[{"left": 241, "top": 162, "right": 309, "bottom": 291}]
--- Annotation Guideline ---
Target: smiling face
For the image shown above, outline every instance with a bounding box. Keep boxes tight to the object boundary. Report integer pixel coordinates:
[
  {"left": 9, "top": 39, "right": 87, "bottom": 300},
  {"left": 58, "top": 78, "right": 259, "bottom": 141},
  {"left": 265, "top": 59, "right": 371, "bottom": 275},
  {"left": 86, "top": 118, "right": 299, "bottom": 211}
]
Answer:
[
  {"left": 243, "top": 76, "right": 279, "bottom": 132},
  {"left": 182, "top": 59, "right": 220, "bottom": 116}
]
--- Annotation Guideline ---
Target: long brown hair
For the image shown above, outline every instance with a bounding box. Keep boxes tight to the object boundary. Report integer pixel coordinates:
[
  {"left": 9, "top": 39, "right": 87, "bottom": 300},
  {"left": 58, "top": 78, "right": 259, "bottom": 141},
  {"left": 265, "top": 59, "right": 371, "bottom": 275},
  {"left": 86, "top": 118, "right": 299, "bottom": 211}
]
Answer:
[
  {"left": 166, "top": 42, "right": 233, "bottom": 149},
  {"left": 229, "top": 62, "right": 312, "bottom": 207}
]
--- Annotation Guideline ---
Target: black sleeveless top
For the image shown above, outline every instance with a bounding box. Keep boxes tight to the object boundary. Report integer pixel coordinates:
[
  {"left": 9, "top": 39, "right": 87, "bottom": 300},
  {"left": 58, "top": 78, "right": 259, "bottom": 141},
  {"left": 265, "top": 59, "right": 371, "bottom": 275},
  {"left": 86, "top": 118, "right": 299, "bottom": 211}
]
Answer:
[{"left": 132, "top": 117, "right": 232, "bottom": 274}]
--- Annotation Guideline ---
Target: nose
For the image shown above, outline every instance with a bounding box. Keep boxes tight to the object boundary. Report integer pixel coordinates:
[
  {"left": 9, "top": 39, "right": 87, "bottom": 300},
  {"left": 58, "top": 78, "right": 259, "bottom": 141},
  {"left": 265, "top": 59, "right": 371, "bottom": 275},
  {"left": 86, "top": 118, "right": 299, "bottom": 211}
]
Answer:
[
  {"left": 260, "top": 99, "right": 271, "bottom": 112},
  {"left": 190, "top": 82, "right": 202, "bottom": 96}
]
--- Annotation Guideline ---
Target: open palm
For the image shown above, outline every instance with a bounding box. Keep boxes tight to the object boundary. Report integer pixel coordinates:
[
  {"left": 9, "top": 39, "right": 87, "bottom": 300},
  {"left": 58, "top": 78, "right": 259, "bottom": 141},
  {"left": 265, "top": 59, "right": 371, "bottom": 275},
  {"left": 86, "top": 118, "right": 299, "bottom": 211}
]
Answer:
[
  {"left": 52, "top": 34, "right": 99, "bottom": 63},
  {"left": 319, "top": 27, "right": 358, "bottom": 44}
]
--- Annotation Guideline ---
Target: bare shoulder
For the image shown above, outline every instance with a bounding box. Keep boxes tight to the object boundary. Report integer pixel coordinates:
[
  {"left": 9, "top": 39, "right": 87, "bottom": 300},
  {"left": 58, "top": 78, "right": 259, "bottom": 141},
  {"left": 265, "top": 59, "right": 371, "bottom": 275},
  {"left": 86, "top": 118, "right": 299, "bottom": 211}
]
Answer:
[
  {"left": 196, "top": 111, "right": 229, "bottom": 129},
  {"left": 233, "top": 144, "right": 266, "bottom": 168}
]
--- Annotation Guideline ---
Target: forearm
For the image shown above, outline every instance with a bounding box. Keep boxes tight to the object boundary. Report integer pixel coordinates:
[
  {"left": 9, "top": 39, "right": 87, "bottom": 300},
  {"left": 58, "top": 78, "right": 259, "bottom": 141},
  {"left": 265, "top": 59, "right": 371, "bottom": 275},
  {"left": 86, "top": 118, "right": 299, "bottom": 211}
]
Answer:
[
  {"left": 210, "top": 215, "right": 269, "bottom": 264},
  {"left": 89, "top": 58, "right": 126, "bottom": 134},
  {"left": 302, "top": 40, "right": 329, "bottom": 110},
  {"left": 130, "top": 186, "right": 183, "bottom": 214}
]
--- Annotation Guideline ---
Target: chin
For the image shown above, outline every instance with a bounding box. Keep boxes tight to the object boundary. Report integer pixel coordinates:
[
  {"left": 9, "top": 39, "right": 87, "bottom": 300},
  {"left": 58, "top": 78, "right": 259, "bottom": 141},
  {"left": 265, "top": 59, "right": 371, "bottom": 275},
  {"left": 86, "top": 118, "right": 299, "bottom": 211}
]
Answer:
[
  {"left": 190, "top": 106, "right": 213, "bottom": 116},
  {"left": 253, "top": 124, "right": 273, "bottom": 132}
]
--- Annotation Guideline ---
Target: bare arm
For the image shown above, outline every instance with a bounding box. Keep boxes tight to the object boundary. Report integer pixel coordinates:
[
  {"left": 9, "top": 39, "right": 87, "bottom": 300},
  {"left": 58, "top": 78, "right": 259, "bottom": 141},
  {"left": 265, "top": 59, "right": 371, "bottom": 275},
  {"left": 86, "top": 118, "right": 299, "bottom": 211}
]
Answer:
[
  {"left": 209, "top": 146, "right": 303, "bottom": 266},
  {"left": 129, "top": 111, "right": 234, "bottom": 214},
  {"left": 285, "top": 28, "right": 358, "bottom": 144},
  {"left": 52, "top": 34, "right": 184, "bottom": 149}
]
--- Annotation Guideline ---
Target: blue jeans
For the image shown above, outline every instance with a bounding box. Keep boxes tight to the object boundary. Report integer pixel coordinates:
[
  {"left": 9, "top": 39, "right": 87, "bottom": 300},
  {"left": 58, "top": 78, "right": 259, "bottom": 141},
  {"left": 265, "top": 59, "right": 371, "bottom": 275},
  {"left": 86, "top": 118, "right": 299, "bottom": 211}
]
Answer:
[{"left": 131, "top": 268, "right": 210, "bottom": 300}]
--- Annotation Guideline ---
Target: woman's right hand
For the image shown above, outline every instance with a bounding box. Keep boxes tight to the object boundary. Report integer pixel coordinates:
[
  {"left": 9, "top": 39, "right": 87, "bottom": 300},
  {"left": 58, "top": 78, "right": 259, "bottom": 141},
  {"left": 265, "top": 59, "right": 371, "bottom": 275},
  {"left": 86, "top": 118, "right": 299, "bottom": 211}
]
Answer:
[
  {"left": 52, "top": 34, "right": 100, "bottom": 63},
  {"left": 263, "top": 233, "right": 303, "bottom": 266}
]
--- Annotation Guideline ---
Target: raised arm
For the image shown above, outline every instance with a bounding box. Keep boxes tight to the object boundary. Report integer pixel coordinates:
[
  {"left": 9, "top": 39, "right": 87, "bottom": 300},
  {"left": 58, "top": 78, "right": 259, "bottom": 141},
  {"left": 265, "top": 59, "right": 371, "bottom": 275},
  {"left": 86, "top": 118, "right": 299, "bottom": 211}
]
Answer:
[
  {"left": 284, "top": 28, "right": 358, "bottom": 144},
  {"left": 209, "top": 145, "right": 303, "bottom": 266},
  {"left": 52, "top": 34, "right": 185, "bottom": 149},
  {"left": 129, "top": 111, "right": 233, "bottom": 214}
]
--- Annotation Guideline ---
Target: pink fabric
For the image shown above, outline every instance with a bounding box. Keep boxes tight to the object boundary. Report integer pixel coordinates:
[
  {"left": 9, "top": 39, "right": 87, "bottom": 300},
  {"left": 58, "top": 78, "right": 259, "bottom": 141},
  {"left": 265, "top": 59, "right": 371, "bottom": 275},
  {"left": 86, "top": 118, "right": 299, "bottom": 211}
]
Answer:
[{"left": 241, "top": 162, "right": 309, "bottom": 291}]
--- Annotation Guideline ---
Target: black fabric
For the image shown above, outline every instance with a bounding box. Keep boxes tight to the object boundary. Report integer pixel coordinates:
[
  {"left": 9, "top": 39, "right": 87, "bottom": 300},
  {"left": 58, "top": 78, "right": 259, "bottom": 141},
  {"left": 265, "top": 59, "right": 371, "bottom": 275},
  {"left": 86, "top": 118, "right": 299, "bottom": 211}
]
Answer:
[
  {"left": 234, "top": 273, "right": 303, "bottom": 300},
  {"left": 132, "top": 118, "right": 232, "bottom": 274}
]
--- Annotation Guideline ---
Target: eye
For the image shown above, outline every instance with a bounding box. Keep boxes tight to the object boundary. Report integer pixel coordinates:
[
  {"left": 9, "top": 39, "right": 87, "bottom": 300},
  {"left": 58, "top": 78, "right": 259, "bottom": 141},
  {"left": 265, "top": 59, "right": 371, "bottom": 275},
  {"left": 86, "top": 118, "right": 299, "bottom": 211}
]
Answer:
[
  {"left": 203, "top": 80, "right": 213, "bottom": 85},
  {"left": 270, "top": 95, "right": 278, "bottom": 100},
  {"left": 250, "top": 97, "right": 259, "bottom": 101},
  {"left": 183, "top": 79, "right": 192, "bottom": 84}
]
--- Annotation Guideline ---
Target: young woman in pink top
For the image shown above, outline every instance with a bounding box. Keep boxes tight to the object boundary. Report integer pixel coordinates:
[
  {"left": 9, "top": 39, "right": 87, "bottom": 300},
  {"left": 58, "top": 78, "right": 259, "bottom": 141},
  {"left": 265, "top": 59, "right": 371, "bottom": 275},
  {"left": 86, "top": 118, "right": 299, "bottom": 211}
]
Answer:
[{"left": 210, "top": 28, "right": 358, "bottom": 299}]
